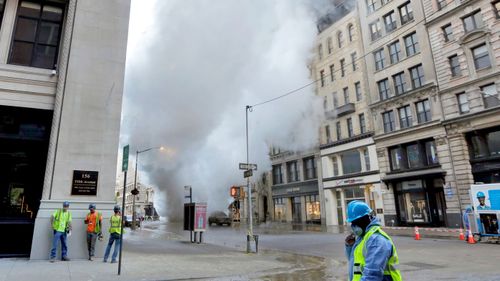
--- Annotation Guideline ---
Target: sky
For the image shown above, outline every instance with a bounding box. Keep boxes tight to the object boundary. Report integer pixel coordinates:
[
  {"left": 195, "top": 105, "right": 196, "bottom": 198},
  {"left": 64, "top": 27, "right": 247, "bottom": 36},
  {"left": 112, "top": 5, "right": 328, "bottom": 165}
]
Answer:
[{"left": 121, "top": 0, "right": 336, "bottom": 220}]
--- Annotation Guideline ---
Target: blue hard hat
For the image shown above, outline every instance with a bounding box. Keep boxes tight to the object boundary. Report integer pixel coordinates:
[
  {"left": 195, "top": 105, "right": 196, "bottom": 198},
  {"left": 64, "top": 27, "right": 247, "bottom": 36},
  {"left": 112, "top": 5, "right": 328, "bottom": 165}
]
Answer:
[
  {"left": 465, "top": 205, "right": 472, "bottom": 212},
  {"left": 88, "top": 203, "right": 96, "bottom": 210},
  {"left": 113, "top": 205, "right": 121, "bottom": 212},
  {"left": 477, "top": 191, "right": 486, "bottom": 198},
  {"left": 63, "top": 201, "right": 70, "bottom": 207},
  {"left": 346, "top": 201, "right": 372, "bottom": 223}
]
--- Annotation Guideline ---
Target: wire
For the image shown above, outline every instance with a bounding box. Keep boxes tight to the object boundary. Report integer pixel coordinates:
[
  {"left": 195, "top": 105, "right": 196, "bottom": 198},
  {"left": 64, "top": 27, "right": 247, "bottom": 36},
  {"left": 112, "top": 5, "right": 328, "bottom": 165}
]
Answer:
[{"left": 250, "top": 8, "right": 437, "bottom": 108}]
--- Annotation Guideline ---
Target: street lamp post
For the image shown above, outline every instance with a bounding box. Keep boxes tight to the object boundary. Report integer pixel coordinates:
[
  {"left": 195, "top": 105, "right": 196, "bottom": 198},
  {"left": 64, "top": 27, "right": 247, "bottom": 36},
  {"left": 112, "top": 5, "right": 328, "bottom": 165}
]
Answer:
[{"left": 131, "top": 146, "right": 164, "bottom": 230}]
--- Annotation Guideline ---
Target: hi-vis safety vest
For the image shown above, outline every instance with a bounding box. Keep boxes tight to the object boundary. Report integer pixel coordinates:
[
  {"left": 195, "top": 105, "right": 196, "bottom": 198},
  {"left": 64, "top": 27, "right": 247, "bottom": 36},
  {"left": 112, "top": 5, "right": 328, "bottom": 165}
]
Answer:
[
  {"left": 353, "top": 226, "right": 402, "bottom": 281},
  {"left": 86, "top": 212, "right": 102, "bottom": 233},
  {"left": 109, "top": 215, "right": 122, "bottom": 234},
  {"left": 52, "top": 209, "right": 72, "bottom": 232}
]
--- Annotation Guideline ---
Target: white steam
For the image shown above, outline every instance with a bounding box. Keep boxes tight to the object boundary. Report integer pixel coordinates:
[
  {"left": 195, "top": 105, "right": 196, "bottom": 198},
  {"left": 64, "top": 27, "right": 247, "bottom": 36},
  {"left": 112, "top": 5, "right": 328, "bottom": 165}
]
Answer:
[{"left": 122, "top": 0, "right": 333, "bottom": 220}]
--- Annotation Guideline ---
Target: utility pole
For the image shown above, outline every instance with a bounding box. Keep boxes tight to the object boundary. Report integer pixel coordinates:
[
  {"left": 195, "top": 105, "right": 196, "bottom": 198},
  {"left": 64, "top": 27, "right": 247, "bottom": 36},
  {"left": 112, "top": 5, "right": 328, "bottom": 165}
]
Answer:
[
  {"left": 245, "top": 105, "right": 253, "bottom": 253},
  {"left": 118, "top": 145, "right": 129, "bottom": 275}
]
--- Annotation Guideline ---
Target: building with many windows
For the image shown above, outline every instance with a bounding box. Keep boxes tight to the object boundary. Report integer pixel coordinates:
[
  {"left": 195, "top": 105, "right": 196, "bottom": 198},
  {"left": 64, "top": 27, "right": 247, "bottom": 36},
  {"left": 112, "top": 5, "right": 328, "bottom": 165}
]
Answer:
[
  {"left": 424, "top": 0, "right": 500, "bottom": 209},
  {"left": 358, "top": 0, "right": 459, "bottom": 227},
  {"left": 0, "top": 0, "right": 130, "bottom": 258},
  {"left": 313, "top": 8, "right": 386, "bottom": 226},
  {"left": 270, "top": 147, "right": 322, "bottom": 224}
]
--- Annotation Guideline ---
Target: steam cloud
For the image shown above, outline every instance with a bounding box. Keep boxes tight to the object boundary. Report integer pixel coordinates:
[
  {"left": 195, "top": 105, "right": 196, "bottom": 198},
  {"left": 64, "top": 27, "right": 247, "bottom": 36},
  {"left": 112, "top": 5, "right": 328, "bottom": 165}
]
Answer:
[{"left": 121, "top": 0, "right": 336, "bottom": 221}]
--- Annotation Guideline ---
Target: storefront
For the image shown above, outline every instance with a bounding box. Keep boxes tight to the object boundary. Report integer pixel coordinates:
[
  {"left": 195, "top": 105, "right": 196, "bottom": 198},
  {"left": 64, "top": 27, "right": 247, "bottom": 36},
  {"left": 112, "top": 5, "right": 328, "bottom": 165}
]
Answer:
[{"left": 272, "top": 181, "right": 321, "bottom": 224}]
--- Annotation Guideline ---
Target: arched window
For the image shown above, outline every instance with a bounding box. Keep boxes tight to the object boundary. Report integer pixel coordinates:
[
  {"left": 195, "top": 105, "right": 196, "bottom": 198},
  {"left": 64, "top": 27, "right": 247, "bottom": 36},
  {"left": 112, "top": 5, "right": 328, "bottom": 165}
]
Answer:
[
  {"left": 337, "top": 31, "right": 343, "bottom": 48},
  {"left": 348, "top": 24, "right": 355, "bottom": 42}
]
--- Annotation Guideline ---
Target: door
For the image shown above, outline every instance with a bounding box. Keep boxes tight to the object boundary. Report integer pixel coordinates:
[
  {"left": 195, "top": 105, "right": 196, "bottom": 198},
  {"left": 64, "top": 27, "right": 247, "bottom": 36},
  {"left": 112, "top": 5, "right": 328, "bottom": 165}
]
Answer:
[{"left": 291, "top": 196, "right": 302, "bottom": 223}]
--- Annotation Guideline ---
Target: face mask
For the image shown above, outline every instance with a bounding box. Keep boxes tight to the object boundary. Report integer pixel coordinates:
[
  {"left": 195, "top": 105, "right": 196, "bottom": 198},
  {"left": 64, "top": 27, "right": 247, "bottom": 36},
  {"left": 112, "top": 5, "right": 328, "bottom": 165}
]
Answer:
[{"left": 351, "top": 225, "right": 364, "bottom": 236}]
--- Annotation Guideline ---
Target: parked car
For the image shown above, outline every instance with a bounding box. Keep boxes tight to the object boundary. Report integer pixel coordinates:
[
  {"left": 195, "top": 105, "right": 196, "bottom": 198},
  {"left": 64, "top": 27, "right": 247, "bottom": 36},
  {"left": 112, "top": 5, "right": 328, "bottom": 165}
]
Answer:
[
  {"left": 208, "top": 211, "right": 231, "bottom": 226},
  {"left": 124, "top": 215, "right": 141, "bottom": 227}
]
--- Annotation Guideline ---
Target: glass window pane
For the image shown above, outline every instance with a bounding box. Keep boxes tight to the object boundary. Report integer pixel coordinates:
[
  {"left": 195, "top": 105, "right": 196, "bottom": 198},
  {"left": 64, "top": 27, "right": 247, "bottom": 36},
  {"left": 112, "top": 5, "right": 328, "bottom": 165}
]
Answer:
[
  {"left": 425, "top": 141, "right": 439, "bottom": 165},
  {"left": 42, "top": 5, "right": 63, "bottom": 21},
  {"left": 341, "top": 150, "right": 362, "bottom": 174},
  {"left": 33, "top": 45, "right": 56, "bottom": 69},
  {"left": 10, "top": 41, "right": 34, "bottom": 65},
  {"left": 14, "top": 18, "right": 38, "bottom": 42},
  {"left": 19, "top": 1, "right": 41, "bottom": 17},
  {"left": 390, "top": 147, "right": 403, "bottom": 170},
  {"left": 488, "top": 131, "right": 500, "bottom": 156},
  {"left": 38, "top": 22, "right": 60, "bottom": 45},
  {"left": 406, "top": 144, "right": 422, "bottom": 168}
]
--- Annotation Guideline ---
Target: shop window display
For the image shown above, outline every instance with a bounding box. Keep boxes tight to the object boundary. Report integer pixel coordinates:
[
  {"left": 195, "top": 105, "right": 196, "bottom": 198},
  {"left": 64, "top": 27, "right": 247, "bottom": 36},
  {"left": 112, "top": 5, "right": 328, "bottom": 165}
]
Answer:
[{"left": 305, "top": 195, "right": 321, "bottom": 223}]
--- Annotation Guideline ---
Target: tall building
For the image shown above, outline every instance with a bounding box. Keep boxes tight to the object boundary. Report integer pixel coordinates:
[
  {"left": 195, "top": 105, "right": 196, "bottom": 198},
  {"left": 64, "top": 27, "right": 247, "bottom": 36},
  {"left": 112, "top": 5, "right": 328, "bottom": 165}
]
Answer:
[
  {"left": 270, "top": 147, "right": 322, "bottom": 224},
  {"left": 358, "top": 0, "right": 461, "bottom": 227},
  {"left": 0, "top": 0, "right": 130, "bottom": 258},
  {"left": 115, "top": 168, "right": 159, "bottom": 220},
  {"left": 424, "top": 0, "right": 500, "bottom": 208},
  {"left": 313, "top": 9, "right": 386, "bottom": 226}
]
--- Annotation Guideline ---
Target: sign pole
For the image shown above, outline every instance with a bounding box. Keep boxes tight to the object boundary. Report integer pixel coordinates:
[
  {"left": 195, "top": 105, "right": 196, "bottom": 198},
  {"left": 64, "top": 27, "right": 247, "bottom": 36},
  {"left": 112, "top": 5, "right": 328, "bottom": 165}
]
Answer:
[
  {"left": 118, "top": 145, "right": 129, "bottom": 275},
  {"left": 245, "top": 105, "right": 253, "bottom": 253}
]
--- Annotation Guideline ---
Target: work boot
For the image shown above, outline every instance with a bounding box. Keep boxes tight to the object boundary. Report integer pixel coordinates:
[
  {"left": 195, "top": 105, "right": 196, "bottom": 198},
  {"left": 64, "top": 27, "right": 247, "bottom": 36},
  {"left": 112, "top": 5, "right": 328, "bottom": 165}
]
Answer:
[
  {"left": 61, "top": 257, "right": 70, "bottom": 261},
  {"left": 89, "top": 256, "right": 93, "bottom": 261},
  {"left": 111, "top": 260, "right": 117, "bottom": 263},
  {"left": 49, "top": 258, "right": 55, "bottom": 263}
]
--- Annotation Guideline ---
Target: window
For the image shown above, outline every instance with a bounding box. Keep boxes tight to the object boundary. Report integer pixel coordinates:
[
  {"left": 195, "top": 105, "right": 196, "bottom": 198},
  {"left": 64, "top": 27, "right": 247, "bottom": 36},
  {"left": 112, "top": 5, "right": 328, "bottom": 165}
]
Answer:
[
  {"left": 425, "top": 141, "right": 439, "bottom": 165},
  {"left": 336, "top": 121, "right": 342, "bottom": 140},
  {"left": 332, "top": 157, "right": 339, "bottom": 176},
  {"left": 367, "top": 0, "right": 377, "bottom": 13},
  {"left": 363, "top": 149, "right": 371, "bottom": 171},
  {"left": 343, "top": 87, "right": 349, "bottom": 104},
  {"left": 347, "top": 118, "right": 354, "bottom": 137},
  {"left": 329, "top": 64, "right": 335, "bottom": 81},
  {"left": 404, "top": 32, "right": 419, "bottom": 56},
  {"left": 457, "top": 92, "right": 469, "bottom": 113},
  {"left": 437, "top": 0, "right": 448, "bottom": 10},
  {"left": 383, "top": 111, "right": 395, "bottom": 133},
  {"left": 378, "top": 79, "right": 391, "bottom": 100},
  {"left": 305, "top": 195, "right": 320, "bottom": 222},
  {"left": 389, "top": 41, "right": 401, "bottom": 64},
  {"left": 406, "top": 144, "right": 423, "bottom": 168},
  {"left": 355, "top": 82, "right": 362, "bottom": 101},
  {"left": 9, "top": 1, "right": 65, "bottom": 69},
  {"left": 287, "top": 161, "right": 299, "bottom": 182},
  {"left": 351, "top": 52, "right": 357, "bottom": 71},
  {"left": 416, "top": 99, "right": 431, "bottom": 123},
  {"left": 333, "top": 92, "right": 338, "bottom": 108},
  {"left": 390, "top": 147, "right": 404, "bottom": 170},
  {"left": 463, "top": 10, "right": 483, "bottom": 33},
  {"left": 399, "top": 2, "right": 413, "bottom": 24},
  {"left": 393, "top": 72, "right": 407, "bottom": 95},
  {"left": 338, "top": 32, "right": 344, "bottom": 48},
  {"left": 370, "top": 20, "right": 382, "bottom": 41},
  {"left": 442, "top": 24, "right": 453, "bottom": 42},
  {"left": 348, "top": 24, "right": 354, "bottom": 41},
  {"left": 0, "top": 0, "right": 5, "bottom": 29},
  {"left": 384, "top": 11, "right": 397, "bottom": 33},
  {"left": 272, "top": 165, "right": 283, "bottom": 184},
  {"left": 320, "top": 70, "right": 325, "bottom": 87},
  {"left": 410, "top": 64, "right": 425, "bottom": 89},
  {"left": 304, "top": 157, "right": 317, "bottom": 180},
  {"left": 374, "top": 49, "right": 385, "bottom": 70},
  {"left": 323, "top": 96, "right": 328, "bottom": 110},
  {"left": 494, "top": 1, "right": 500, "bottom": 18},
  {"left": 481, "top": 83, "right": 499, "bottom": 108},
  {"left": 327, "top": 37, "right": 333, "bottom": 54},
  {"left": 472, "top": 44, "right": 491, "bottom": 70},
  {"left": 325, "top": 125, "right": 331, "bottom": 142},
  {"left": 359, "top": 113, "right": 366, "bottom": 134},
  {"left": 341, "top": 150, "right": 362, "bottom": 174},
  {"left": 449, "top": 55, "right": 461, "bottom": 77},
  {"left": 340, "top": 59, "right": 346, "bottom": 77},
  {"left": 381, "top": 0, "right": 392, "bottom": 5},
  {"left": 318, "top": 44, "right": 323, "bottom": 60},
  {"left": 399, "top": 105, "right": 413, "bottom": 129}
]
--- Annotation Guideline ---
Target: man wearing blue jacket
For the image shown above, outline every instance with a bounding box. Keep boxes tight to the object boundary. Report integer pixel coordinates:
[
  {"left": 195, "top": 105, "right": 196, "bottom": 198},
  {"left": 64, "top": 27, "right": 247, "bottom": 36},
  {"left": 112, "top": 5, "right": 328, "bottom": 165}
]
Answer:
[{"left": 345, "top": 201, "right": 402, "bottom": 281}]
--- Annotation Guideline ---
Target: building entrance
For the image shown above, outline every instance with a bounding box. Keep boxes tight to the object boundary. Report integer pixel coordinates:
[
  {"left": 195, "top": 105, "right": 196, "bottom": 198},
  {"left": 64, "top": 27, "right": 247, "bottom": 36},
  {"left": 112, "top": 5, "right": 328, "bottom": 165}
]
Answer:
[{"left": 0, "top": 105, "right": 52, "bottom": 257}]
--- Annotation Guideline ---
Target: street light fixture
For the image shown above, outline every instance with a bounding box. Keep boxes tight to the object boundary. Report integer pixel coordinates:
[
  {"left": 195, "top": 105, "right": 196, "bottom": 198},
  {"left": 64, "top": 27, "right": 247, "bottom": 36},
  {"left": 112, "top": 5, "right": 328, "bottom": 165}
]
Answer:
[{"left": 131, "top": 146, "right": 164, "bottom": 230}]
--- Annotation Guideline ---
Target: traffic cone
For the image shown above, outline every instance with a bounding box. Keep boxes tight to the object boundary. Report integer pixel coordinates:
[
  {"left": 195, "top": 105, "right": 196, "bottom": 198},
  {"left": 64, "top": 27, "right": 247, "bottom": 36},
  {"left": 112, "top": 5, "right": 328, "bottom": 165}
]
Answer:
[
  {"left": 467, "top": 229, "right": 476, "bottom": 244},
  {"left": 414, "top": 226, "right": 421, "bottom": 240},
  {"left": 459, "top": 228, "right": 465, "bottom": 241}
]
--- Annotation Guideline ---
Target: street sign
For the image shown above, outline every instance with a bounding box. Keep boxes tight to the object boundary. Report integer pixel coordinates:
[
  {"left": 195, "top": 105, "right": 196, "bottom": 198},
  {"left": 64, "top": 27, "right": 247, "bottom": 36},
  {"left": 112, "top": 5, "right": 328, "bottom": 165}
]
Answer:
[
  {"left": 239, "top": 163, "right": 258, "bottom": 171},
  {"left": 244, "top": 169, "right": 253, "bottom": 178},
  {"left": 122, "top": 145, "right": 129, "bottom": 172}
]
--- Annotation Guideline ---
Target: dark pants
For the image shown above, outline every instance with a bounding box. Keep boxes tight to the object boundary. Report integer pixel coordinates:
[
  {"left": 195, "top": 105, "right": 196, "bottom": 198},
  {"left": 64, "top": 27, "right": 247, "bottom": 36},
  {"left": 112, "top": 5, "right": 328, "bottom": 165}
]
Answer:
[
  {"left": 87, "top": 233, "right": 97, "bottom": 257},
  {"left": 50, "top": 231, "right": 67, "bottom": 259},
  {"left": 103, "top": 233, "right": 121, "bottom": 262}
]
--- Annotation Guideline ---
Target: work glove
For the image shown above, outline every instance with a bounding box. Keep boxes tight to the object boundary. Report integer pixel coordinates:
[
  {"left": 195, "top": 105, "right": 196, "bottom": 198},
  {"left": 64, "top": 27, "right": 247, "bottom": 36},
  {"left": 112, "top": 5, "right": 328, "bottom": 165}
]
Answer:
[{"left": 98, "top": 232, "right": 104, "bottom": 241}]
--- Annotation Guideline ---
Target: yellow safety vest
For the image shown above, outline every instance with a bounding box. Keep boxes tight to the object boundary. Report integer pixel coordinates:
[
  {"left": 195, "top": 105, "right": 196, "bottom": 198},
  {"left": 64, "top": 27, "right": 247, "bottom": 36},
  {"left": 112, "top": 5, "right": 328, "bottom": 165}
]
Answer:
[
  {"left": 52, "top": 209, "right": 71, "bottom": 232},
  {"left": 353, "top": 226, "right": 402, "bottom": 281},
  {"left": 109, "top": 215, "right": 122, "bottom": 234}
]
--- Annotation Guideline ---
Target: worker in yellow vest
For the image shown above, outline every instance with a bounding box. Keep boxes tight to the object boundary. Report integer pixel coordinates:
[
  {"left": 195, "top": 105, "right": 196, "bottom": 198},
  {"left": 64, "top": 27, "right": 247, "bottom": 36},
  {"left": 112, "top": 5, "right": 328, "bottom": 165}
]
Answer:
[
  {"left": 49, "top": 201, "right": 72, "bottom": 262},
  {"left": 345, "top": 201, "right": 402, "bottom": 281},
  {"left": 103, "top": 205, "right": 123, "bottom": 263},
  {"left": 84, "top": 203, "right": 102, "bottom": 261}
]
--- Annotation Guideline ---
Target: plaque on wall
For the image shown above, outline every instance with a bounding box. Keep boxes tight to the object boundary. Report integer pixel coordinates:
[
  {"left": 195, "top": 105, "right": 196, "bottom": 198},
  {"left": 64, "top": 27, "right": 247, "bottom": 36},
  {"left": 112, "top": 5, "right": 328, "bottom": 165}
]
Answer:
[{"left": 71, "top": 170, "right": 99, "bottom": 195}]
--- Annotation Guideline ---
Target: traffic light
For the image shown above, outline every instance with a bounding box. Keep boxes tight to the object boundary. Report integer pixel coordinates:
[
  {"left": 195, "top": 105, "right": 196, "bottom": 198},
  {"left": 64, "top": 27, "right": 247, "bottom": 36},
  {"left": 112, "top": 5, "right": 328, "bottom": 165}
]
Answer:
[{"left": 230, "top": 186, "right": 239, "bottom": 198}]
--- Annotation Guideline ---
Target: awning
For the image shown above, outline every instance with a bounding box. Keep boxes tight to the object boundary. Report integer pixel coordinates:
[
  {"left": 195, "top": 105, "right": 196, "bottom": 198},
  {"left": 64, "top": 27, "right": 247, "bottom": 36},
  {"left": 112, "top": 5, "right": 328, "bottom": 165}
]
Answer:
[{"left": 382, "top": 168, "right": 446, "bottom": 182}]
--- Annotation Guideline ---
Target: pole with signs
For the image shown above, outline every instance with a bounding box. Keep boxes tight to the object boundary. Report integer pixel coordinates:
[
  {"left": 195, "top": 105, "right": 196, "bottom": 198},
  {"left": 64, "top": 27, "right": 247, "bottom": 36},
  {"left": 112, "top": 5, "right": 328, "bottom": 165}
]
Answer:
[
  {"left": 245, "top": 105, "right": 254, "bottom": 253},
  {"left": 118, "top": 145, "right": 129, "bottom": 275}
]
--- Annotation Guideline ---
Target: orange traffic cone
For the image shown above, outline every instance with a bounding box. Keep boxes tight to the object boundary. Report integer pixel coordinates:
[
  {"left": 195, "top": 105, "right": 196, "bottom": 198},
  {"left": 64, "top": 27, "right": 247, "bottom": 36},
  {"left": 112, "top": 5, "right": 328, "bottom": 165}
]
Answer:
[
  {"left": 414, "top": 226, "right": 421, "bottom": 240},
  {"left": 459, "top": 228, "right": 465, "bottom": 240},
  {"left": 467, "top": 229, "right": 476, "bottom": 244}
]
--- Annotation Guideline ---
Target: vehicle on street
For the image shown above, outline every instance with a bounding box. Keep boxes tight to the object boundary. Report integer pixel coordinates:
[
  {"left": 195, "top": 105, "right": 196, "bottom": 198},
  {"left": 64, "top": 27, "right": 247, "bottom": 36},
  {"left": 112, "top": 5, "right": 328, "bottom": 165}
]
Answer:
[
  {"left": 208, "top": 211, "right": 231, "bottom": 226},
  {"left": 124, "top": 215, "right": 141, "bottom": 227}
]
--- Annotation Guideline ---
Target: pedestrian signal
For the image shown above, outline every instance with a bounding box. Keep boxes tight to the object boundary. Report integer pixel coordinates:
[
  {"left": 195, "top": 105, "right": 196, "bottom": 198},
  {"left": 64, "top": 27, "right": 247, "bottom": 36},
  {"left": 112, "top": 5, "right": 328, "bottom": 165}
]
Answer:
[{"left": 230, "top": 186, "right": 239, "bottom": 198}]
